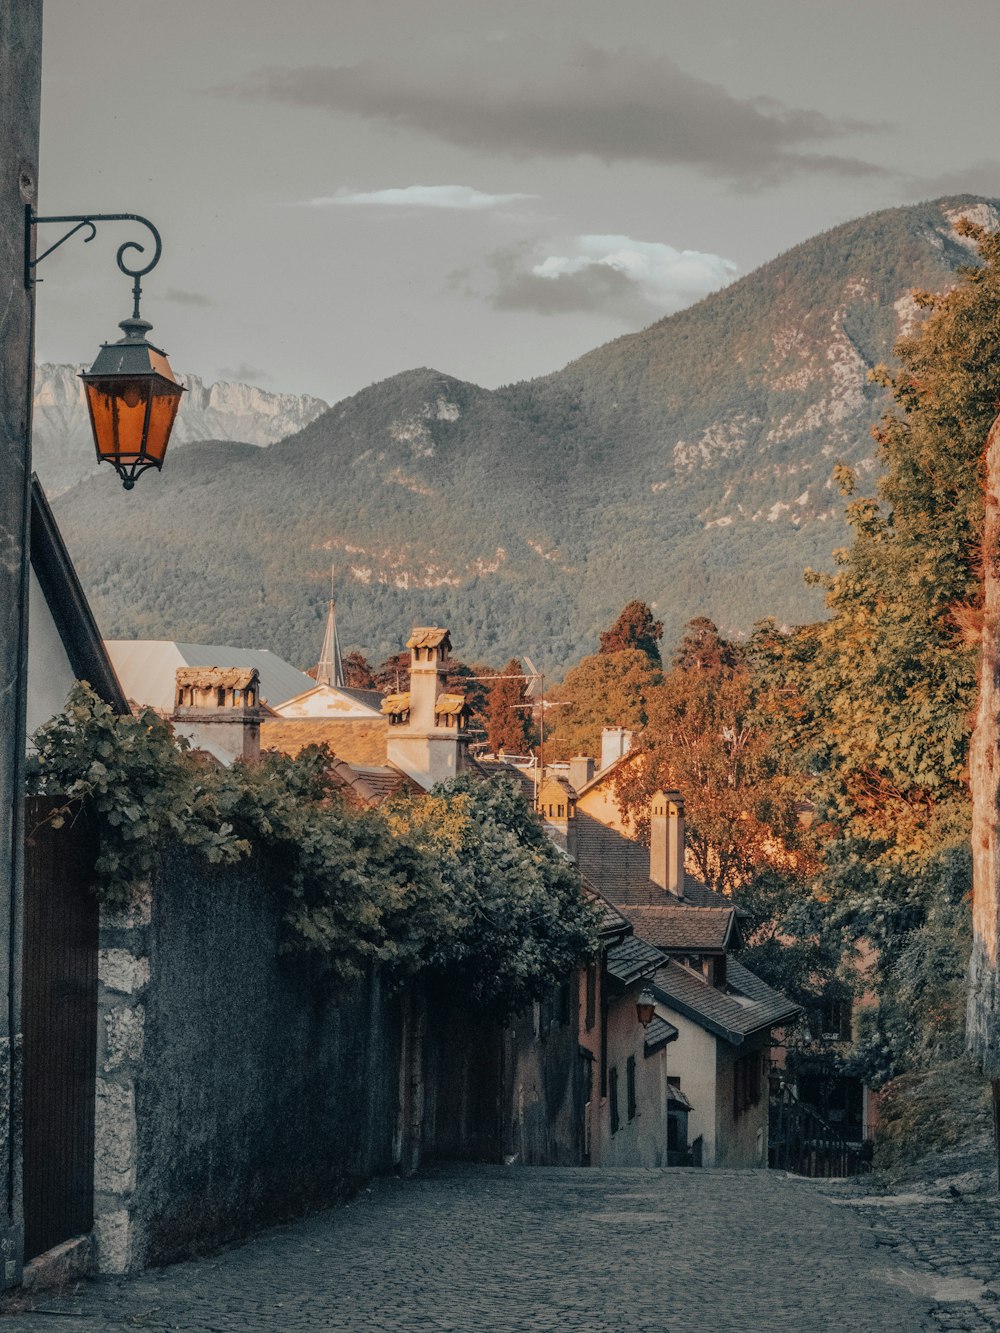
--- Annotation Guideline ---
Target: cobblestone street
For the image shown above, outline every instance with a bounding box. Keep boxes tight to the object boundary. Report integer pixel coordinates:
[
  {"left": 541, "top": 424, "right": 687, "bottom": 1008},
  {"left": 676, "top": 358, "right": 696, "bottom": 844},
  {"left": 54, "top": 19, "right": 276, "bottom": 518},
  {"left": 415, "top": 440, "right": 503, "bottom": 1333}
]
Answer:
[{"left": 8, "top": 1164, "right": 1000, "bottom": 1332}]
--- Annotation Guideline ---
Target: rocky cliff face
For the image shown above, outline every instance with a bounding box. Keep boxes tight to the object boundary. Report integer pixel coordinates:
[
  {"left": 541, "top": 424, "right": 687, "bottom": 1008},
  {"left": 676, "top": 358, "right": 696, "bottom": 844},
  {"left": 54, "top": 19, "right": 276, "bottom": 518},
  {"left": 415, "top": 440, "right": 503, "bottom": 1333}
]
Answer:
[{"left": 31, "top": 366, "right": 328, "bottom": 494}]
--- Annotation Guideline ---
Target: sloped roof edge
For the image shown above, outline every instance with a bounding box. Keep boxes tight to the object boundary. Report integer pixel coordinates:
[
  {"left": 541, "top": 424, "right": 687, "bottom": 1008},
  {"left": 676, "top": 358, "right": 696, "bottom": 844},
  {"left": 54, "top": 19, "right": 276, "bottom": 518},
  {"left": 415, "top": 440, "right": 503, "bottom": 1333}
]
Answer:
[{"left": 30, "top": 476, "right": 129, "bottom": 715}]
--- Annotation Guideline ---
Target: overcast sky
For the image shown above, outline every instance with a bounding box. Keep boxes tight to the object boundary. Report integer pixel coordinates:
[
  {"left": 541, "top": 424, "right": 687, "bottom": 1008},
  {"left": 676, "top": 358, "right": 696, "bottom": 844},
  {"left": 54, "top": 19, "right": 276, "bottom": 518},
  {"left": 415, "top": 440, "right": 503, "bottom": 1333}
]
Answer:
[{"left": 35, "top": 0, "right": 1000, "bottom": 402}]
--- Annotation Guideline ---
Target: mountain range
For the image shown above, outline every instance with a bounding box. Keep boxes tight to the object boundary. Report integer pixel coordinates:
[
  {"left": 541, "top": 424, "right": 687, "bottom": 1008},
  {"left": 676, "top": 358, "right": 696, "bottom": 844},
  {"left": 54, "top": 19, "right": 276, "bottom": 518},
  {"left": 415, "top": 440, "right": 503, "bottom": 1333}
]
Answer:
[
  {"left": 47, "top": 196, "right": 999, "bottom": 674},
  {"left": 32, "top": 367, "right": 329, "bottom": 495}
]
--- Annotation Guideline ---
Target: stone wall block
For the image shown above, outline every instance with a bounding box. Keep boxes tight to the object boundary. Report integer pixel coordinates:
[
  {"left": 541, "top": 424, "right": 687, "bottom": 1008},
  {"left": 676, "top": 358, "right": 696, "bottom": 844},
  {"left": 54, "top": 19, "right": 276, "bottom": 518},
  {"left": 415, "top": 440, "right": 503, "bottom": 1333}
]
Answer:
[
  {"left": 94, "top": 1079, "right": 136, "bottom": 1194},
  {"left": 92, "top": 1209, "right": 132, "bottom": 1276},
  {"left": 98, "top": 949, "right": 149, "bottom": 996},
  {"left": 103, "top": 1005, "right": 144, "bottom": 1075}
]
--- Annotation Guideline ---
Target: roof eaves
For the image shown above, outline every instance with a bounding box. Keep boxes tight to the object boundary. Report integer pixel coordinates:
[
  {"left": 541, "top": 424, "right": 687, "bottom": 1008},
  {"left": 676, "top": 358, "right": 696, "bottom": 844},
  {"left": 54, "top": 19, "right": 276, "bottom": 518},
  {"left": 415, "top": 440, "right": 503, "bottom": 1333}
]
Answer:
[{"left": 30, "top": 476, "right": 129, "bottom": 715}]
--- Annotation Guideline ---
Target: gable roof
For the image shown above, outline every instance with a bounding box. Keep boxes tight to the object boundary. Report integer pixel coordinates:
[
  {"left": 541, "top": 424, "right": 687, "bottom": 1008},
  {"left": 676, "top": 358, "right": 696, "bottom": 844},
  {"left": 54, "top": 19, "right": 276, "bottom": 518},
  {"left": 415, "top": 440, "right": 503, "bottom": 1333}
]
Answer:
[
  {"left": 325, "top": 758, "right": 422, "bottom": 806},
  {"left": 275, "top": 682, "right": 384, "bottom": 717},
  {"left": 652, "top": 958, "right": 802, "bottom": 1046},
  {"left": 621, "top": 905, "right": 741, "bottom": 954},
  {"left": 574, "top": 811, "right": 728, "bottom": 909},
  {"left": 606, "top": 934, "right": 667, "bottom": 987},
  {"left": 645, "top": 1015, "right": 679, "bottom": 1056},
  {"left": 106, "top": 640, "right": 317, "bottom": 712},
  {"left": 30, "top": 477, "right": 128, "bottom": 714}
]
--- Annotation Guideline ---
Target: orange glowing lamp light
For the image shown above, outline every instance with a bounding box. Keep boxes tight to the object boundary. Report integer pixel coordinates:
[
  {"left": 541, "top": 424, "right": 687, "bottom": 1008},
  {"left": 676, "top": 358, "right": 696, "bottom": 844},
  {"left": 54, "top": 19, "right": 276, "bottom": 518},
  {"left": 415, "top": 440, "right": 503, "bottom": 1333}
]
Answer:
[
  {"left": 26, "top": 209, "right": 186, "bottom": 490},
  {"left": 80, "top": 315, "right": 184, "bottom": 490}
]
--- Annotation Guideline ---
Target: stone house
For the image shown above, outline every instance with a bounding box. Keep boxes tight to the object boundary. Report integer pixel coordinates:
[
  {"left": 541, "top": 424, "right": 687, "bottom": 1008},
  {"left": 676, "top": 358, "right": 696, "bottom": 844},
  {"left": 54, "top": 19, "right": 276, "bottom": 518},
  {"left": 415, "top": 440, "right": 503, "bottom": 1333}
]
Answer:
[{"left": 537, "top": 766, "right": 801, "bottom": 1168}]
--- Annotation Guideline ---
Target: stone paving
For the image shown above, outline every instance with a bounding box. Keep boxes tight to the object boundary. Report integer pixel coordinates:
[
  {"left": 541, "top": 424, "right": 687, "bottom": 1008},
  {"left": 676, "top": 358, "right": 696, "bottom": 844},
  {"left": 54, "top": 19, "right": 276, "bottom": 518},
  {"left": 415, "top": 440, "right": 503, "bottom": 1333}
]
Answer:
[{"left": 5, "top": 1164, "right": 999, "bottom": 1331}]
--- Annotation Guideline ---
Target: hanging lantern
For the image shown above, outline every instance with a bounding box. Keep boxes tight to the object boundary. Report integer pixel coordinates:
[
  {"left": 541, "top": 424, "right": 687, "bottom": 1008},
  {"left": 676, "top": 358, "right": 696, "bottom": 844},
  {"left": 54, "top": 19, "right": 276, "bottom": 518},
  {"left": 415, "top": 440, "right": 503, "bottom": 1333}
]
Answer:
[
  {"left": 636, "top": 988, "right": 656, "bottom": 1027},
  {"left": 80, "top": 315, "right": 185, "bottom": 490}
]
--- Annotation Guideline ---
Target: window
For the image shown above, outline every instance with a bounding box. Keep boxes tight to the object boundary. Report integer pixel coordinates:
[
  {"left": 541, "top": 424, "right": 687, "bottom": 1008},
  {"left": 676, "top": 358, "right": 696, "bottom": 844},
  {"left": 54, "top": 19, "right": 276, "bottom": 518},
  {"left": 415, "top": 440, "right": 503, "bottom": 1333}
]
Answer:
[
  {"left": 626, "top": 1055, "right": 636, "bottom": 1121},
  {"left": 585, "top": 964, "right": 597, "bottom": 1031},
  {"left": 733, "top": 1051, "right": 764, "bottom": 1118},
  {"left": 609, "top": 1066, "right": 620, "bottom": 1134}
]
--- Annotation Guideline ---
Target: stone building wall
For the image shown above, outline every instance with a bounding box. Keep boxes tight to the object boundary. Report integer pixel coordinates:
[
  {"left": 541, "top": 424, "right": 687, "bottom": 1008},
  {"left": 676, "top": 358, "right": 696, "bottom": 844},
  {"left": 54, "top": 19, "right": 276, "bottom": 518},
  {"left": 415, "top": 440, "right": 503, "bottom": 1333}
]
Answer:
[{"left": 92, "top": 851, "right": 403, "bottom": 1272}]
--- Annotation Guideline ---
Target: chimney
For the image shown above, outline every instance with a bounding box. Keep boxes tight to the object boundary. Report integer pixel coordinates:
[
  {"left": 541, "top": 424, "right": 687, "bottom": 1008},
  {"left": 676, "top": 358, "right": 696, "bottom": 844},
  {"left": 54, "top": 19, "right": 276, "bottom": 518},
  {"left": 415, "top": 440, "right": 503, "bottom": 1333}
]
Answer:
[
  {"left": 600, "top": 726, "right": 633, "bottom": 772},
  {"left": 568, "top": 754, "right": 595, "bottom": 792},
  {"left": 171, "top": 666, "right": 264, "bottom": 765},
  {"left": 385, "top": 627, "right": 470, "bottom": 788},
  {"left": 649, "top": 789, "right": 685, "bottom": 898}
]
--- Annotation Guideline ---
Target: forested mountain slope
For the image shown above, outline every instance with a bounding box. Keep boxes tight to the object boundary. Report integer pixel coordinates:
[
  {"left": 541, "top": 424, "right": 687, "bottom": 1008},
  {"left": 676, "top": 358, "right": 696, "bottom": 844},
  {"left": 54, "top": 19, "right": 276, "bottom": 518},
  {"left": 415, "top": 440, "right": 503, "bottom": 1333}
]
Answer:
[{"left": 52, "top": 196, "right": 998, "bottom": 671}]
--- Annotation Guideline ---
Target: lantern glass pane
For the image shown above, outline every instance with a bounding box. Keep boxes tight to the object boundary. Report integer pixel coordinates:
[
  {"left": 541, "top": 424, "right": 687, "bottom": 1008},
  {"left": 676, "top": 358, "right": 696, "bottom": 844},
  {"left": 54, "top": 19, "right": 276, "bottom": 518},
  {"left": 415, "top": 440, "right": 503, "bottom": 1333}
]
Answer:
[
  {"left": 84, "top": 379, "right": 152, "bottom": 464},
  {"left": 144, "top": 387, "right": 183, "bottom": 464}
]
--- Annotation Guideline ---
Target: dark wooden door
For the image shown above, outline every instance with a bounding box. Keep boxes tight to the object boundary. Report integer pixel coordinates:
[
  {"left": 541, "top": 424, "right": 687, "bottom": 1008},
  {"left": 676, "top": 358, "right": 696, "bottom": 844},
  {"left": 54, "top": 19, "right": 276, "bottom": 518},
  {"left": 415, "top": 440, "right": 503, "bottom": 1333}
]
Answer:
[{"left": 22, "top": 797, "right": 98, "bottom": 1261}]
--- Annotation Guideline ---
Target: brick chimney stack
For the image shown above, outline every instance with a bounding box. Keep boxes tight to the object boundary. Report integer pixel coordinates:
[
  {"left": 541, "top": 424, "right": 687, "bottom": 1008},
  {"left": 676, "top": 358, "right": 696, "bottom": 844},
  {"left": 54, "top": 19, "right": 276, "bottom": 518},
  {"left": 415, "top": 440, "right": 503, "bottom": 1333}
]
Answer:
[
  {"left": 384, "top": 627, "right": 470, "bottom": 788},
  {"left": 171, "top": 666, "right": 264, "bottom": 765},
  {"left": 649, "top": 789, "right": 685, "bottom": 898},
  {"left": 600, "top": 726, "right": 633, "bottom": 772},
  {"left": 568, "top": 755, "right": 595, "bottom": 792}
]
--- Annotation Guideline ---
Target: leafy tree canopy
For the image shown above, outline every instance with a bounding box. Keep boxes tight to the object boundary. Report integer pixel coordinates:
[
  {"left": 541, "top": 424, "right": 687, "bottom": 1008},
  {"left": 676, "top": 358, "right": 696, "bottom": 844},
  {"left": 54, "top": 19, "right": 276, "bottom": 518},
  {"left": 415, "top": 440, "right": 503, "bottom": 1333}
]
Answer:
[
  {"left": 599, "top": 600, "right": 664, "bottom": 664},
  {"left": 27, "top": 685, "right": 599, "bottom": 1015},
  {"left": 546, "top": 648, "right": 662, "bottom": 762},
  {"left": 485, "top": 658, "right": 532, "bottom": 756}
]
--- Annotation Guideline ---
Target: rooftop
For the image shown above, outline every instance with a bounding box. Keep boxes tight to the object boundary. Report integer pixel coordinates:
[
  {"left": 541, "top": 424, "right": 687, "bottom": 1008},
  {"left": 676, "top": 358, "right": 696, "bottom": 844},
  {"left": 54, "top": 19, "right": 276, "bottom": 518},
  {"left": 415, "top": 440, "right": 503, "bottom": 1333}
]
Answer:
[
  {"left": 652, "top": 958, "right": 802, "bottom": 1046},
  {"left": 606, "top": 935, "right": 667, "bottom": 987},
  {"left": 406, "top": 627, "right": 450, "bottom": 650},
  {"left": 106, "top": 640, "right": 317, "bottom": 712},
  {"left": 621, "top": 906, "right": 741, "bottom": 954},
  {"left": 574, "top": 812, "right": 728, "bottom": 909}
]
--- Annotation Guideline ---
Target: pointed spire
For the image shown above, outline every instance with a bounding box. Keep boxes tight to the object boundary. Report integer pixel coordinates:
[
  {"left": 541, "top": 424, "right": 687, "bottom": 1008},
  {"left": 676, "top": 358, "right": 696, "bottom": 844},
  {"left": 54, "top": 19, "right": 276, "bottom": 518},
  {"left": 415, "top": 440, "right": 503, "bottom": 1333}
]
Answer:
[{"left": 316, "top": 565, "right": 344, "bottom": 688}]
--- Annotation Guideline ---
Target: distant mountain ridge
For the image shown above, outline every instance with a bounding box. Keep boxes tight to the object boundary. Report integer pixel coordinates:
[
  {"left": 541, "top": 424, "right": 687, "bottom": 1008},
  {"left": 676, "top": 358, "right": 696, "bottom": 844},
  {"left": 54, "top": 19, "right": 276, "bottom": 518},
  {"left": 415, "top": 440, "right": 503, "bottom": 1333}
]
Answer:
[
  {"left": 51, "top": 196, "right": 1000, "bottom": 673},
  {"left": 32, "top": 365, "right": 328, "bottom": 494}
]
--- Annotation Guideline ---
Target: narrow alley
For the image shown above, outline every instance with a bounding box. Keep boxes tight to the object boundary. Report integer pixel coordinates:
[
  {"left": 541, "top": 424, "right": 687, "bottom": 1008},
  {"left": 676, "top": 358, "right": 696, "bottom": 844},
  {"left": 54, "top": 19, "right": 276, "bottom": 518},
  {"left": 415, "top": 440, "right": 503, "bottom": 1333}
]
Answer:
[{"left": 10, "top": 1164, "right": 999, "bottom": 1332}]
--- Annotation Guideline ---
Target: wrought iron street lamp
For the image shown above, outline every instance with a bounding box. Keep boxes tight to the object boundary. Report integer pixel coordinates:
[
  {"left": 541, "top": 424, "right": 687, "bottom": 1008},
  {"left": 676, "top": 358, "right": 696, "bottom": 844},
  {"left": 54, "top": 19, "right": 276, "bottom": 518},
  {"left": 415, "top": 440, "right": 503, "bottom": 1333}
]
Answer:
[
  {"left": 636, "top": 988, "right": 656, "bottom": 1027},
  {"left": 25, "top": 209, "right": 185, "bottom": 489}
]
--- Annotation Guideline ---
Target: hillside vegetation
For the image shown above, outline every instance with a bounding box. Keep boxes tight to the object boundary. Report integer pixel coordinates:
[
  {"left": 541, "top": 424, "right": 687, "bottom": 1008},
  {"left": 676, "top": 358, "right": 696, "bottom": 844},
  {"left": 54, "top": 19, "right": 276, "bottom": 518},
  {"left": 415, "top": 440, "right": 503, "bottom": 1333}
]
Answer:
[{"left": 51, "top": 196, "right": 998, "bottom": 671}]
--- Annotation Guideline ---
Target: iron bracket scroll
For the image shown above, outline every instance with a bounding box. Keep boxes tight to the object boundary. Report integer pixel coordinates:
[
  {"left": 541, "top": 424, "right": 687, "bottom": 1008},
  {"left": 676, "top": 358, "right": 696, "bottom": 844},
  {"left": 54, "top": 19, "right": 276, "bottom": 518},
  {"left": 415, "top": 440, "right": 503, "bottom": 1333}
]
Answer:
[{"left": 25, "top": 206, "right": 163, "bottom": 318}]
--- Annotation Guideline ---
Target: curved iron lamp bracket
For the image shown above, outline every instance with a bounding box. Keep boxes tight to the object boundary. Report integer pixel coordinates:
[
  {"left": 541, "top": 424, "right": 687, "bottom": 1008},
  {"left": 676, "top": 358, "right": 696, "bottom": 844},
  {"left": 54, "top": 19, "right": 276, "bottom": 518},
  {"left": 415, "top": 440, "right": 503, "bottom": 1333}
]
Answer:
[{"left": 25, "top": 206, "right": 163, "bottom": 318}]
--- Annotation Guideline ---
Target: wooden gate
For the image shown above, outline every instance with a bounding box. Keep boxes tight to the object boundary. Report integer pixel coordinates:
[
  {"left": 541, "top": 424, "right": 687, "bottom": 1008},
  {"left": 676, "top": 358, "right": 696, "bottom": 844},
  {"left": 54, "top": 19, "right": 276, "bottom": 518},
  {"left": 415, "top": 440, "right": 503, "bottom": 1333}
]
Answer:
[{"left": 22, "top": 797, "right": 98, "bottom": 1261}]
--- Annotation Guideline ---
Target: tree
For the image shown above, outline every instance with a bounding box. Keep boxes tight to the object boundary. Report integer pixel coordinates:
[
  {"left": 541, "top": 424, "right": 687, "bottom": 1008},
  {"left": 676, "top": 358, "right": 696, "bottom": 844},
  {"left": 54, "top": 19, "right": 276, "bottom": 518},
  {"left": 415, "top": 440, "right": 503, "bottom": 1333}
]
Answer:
[
  {"left": 760, "top": 217, "right": 1000, "bottom": 1084},
  {"left": 599, "top": 600, "right": 663, "bottom": 664},
  {"left": 342, "top": 650, "right": 376, "bottom": 689},
  {"left": 374, "top": 650, "right": 410, "bottom": 693},
  {"left": 545, "top": 649, "right": 662, "bottom": 762},
  {"left": 485, "top": 658, "right": 532, "bottom": 756},
  {"left": 613, "top": 621, "right": 805, "bottom": 895}
]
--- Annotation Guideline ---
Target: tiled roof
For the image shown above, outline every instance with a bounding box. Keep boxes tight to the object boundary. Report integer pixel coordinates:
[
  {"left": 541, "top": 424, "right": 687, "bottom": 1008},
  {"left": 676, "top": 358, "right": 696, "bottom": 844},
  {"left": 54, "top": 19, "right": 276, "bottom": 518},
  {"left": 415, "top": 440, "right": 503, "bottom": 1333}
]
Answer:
[
  {"left": 337, "top": 686, "right": 385, "bottom": 712},
  {"left": 606, "top": 935, "right": 667, "bottom": 986},
  {"left": 434, "top": 693, "right": 468, "bottom": 717},
  {"left": 581, "top": 878, "right": 632, "bottom": 939},
  {"left": 644, "top": 1015, "right": 679, "bottom": 1055},
  {"left": 667, "top": 1082, "right": 694, "bottom": 1111},
  {"left": 574, "top": 812, "right": 728, "bottom": 908},
  {"left": 106, "top": 640, "right": 316, "bottom": 712},
  {"left": 652, "top": 959, "right": 802, "bottom": 1046},
  {"left": 382, "top": 692, "right": 410, "bottom": 715},
  {"left": 406, "top": 627, "right": 450, "bottom": 649},
  {"left": 325, "top": 759, "right": 422, "bottom": 806},
  {"left": 175, "top": 665, "right": 258, "bottom": 691},
  {"left": 622, "top": 906, "right": 740, "bottom": 953}
]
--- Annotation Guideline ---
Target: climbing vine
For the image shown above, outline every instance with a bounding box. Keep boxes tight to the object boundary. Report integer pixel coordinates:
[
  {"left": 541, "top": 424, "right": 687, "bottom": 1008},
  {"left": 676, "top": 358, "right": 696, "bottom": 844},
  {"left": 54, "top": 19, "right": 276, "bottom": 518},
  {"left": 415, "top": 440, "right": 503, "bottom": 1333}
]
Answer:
[{"left": 27, "top": 685, "right": 599, "bottom": 1014}]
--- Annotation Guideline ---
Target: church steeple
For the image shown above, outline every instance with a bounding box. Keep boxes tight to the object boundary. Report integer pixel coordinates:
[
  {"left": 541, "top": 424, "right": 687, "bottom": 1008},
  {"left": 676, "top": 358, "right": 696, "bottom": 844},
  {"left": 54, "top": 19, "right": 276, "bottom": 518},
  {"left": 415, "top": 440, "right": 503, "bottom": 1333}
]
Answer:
[{"left": 316, "top": 566, "right": 344, "bottom": 688}]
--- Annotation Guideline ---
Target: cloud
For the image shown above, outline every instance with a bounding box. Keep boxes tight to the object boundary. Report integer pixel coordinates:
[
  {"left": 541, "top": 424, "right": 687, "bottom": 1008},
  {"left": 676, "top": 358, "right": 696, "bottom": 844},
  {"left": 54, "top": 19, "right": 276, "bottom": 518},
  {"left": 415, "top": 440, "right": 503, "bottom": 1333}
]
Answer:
[
  {"left": 221, "top": 43, "right": 889, "bottom": 189},
  {"left": 165, "top": 287, "right": 213, "bottom": 307},
  {"left": 472, "top": 235, "right": 737, "bottom": 322},
  {"left": 902, "top": 160, "right": 1000, "bottom": 200},
  {"left": 217, "top": 362, "right": 272, "bottom": 384},
  {"left": 300, "top": 184, "right": 535, "bottom": 210}
]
